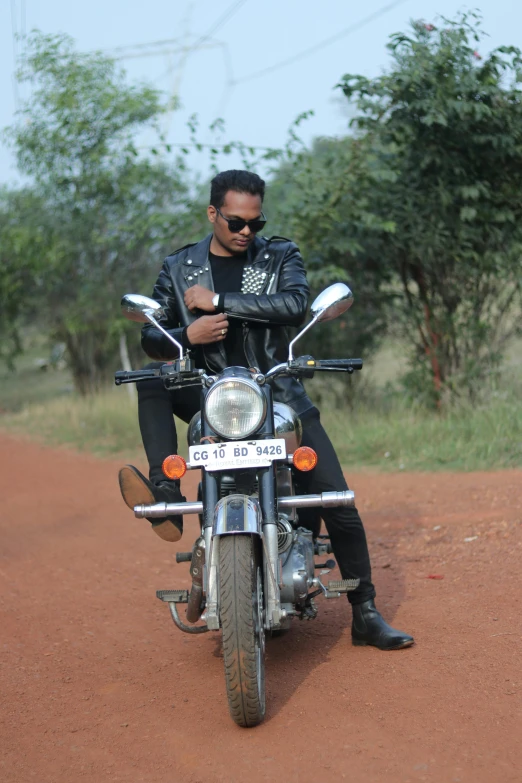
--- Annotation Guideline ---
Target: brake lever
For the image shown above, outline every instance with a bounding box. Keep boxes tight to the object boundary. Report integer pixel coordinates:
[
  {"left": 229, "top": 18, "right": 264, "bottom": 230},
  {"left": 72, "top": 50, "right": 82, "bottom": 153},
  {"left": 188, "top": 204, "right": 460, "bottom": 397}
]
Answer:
[
  {"left": 159, "top": 357, "right": 206, "bottom": 390},
  {"left": 287, "top": 355, "right": 317, "bottom": 378},
  {"left": 265, "top": 356, "right": 317, "bottom": 380}
]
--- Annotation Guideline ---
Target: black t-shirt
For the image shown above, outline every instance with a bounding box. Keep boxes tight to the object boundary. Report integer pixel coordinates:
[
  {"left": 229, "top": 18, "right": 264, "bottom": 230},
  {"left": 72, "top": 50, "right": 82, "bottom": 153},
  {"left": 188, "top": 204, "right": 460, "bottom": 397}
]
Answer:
[
  {"left": 208, "top": 251, "right": 249, "bottom": 368},
  {"left": 209, "top": 250, "right": 245, "bottom": 299}
]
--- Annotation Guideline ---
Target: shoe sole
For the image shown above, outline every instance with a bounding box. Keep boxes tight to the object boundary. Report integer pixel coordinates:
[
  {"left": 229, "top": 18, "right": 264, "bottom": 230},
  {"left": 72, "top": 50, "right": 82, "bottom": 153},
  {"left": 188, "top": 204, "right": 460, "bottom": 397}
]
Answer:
[
  {"left": 352, "top": 638, "right": 414, "bottom": 650},
  {"left": 151, "top": 520, "right": 182, "bottom": 543},
  {"left": 118, "top": 465, "right": 155, "bottom": 509},
  {"left": 118, "top": 466, "right": 182, "bottom": 544}
]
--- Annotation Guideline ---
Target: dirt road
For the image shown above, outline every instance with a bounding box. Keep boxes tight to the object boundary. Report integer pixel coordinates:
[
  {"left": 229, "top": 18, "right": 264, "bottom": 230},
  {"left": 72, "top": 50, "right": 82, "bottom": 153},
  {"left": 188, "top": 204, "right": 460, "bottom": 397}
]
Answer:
[{"left": 0, "top": 433, "right": 520, "bottom": 783}]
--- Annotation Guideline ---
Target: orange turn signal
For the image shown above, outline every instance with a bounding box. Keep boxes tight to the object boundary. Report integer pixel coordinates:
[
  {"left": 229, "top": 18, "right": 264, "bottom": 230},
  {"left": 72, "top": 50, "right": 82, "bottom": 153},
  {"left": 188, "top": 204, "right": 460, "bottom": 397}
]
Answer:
[
  {"left": 292, "top": 446, "right": 318, "bottom": 472},
  {"left": 162, "top": 454, "right": 187, "bottom": 480}
]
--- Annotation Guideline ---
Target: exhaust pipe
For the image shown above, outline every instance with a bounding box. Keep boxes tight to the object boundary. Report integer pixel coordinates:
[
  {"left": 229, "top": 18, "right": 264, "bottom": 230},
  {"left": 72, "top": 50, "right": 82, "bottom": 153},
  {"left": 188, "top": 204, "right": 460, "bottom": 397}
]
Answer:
[{"left": 278, "top": 491, "right": 355, "bottom": 509}]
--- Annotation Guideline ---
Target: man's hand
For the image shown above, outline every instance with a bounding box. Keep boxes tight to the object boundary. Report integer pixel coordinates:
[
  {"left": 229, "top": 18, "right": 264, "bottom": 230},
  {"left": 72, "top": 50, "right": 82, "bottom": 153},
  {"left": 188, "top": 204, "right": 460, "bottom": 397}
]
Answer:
[
  {"left": 186, "top": 314, "right": 228, "bottom": 345},
  {"left": 184, "top": 284, "right": 216, "bottom": 313}
]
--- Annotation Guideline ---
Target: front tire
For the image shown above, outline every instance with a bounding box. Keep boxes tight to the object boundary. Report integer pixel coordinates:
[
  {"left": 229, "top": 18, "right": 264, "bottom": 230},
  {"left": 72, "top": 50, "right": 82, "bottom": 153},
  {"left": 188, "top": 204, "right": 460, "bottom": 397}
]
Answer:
[{"left": 219, "top": 535, "right": 266, "bottom": 727}]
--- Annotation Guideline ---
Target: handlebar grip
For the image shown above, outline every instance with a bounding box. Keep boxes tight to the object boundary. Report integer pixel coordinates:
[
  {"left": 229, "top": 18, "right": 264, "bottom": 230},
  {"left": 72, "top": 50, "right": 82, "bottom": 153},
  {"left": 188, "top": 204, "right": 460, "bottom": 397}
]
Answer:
[
  {"left": 316, "top": 359, "right": 363, "bottom": 371},
  {"left": 114, "top": 369, "right": 160, "bottom": 385}
]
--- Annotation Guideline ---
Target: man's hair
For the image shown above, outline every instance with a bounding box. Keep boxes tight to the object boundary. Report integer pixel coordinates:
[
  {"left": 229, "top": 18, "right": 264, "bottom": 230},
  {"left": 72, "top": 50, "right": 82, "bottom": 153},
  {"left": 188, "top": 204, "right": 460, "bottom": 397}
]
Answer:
[{"left": 210, "top": 170, "right": 265, "bottom": 209}]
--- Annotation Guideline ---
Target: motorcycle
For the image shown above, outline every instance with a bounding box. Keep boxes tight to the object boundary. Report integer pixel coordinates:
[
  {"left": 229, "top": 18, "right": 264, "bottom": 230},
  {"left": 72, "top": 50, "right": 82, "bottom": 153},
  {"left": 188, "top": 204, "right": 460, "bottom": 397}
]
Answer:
[{"left": 115, "top": 283, "right": 363, "bottom": 727}]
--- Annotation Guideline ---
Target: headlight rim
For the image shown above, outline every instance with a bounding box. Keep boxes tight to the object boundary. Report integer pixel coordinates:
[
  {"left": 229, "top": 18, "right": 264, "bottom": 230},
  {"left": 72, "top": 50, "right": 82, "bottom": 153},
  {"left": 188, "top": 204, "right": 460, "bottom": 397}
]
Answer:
[{"left": 204, "top": 376, "right": 267, "bottom": 440}]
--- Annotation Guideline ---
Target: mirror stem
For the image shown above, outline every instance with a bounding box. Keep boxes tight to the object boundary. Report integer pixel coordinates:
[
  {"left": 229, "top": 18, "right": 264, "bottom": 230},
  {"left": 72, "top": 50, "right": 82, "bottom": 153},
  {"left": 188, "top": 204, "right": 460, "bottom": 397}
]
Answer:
[
  {"left": 288, "top": 314, "right": 321, "bottom": 361},
  {"left": 145, "top": 311, "right": 184, "bottom": 360}
]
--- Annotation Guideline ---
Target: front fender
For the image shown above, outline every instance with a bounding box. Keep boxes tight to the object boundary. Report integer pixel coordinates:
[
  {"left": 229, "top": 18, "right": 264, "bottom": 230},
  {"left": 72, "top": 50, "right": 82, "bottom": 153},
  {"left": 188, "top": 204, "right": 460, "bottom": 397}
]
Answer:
[
  {"left": 206, "top": 494, "right": 263, "bottom": 630},
  {"left": 212, "top": 494, "right": 262, "bottom": 536}
]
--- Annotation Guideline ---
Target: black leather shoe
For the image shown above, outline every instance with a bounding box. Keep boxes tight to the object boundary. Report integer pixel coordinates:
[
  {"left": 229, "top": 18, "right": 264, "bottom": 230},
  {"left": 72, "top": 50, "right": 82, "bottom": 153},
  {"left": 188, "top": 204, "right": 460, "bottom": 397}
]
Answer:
[
  {"left": 118, "top": 465, "right": 184, "bottom": 543},
  {"left": 352, "top": 599, "right": 414, "bottom": 650}
]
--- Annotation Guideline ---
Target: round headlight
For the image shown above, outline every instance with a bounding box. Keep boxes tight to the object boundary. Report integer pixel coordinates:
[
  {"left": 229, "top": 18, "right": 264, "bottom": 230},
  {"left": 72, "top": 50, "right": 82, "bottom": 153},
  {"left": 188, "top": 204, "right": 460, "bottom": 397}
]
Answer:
[{"left": 205, "top": 379, "right": 266, "bottom": 440}]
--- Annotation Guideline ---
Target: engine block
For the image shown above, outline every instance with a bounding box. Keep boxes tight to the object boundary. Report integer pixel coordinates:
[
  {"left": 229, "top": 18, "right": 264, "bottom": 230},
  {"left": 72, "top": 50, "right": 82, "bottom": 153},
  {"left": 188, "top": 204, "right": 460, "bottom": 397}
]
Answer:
[{"left": 279, "top": 526, "right": 315, "bottom": 608}]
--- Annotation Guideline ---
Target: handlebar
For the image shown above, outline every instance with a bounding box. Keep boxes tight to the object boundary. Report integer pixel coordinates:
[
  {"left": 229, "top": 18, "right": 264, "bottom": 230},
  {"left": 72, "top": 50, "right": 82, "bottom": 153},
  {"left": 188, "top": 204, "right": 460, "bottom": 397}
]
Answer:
[
  {"left": 265, "top": 356, "right": 363, "bottom": 379},
  {"left": 114, "top": 359, "right": 204, "bottom": 388},
  {"left": 114, "top": 355, "right": 363, "bottom": 387}
]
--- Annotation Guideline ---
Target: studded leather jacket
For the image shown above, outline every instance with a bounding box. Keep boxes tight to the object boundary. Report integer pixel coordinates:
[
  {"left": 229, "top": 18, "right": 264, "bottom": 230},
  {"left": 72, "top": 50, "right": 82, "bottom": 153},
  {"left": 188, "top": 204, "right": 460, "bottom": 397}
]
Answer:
[{"left": 141, "top": 232, "right": 315, "bottom": 416}]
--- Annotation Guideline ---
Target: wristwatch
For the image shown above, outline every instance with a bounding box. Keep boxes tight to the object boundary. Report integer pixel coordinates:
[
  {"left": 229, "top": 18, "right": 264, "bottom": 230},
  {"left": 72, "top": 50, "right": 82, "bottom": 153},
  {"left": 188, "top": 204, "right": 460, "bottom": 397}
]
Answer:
[{"left": 212, "top": 294, "right": 219, "bottom": 308}]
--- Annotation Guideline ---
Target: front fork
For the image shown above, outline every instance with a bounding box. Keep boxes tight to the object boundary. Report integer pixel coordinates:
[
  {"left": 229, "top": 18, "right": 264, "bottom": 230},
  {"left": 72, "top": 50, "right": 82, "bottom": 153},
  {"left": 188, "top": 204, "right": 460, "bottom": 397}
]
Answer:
[
  {"left": 202, "top": 471, "right": 220, "bottom": 630},
  {"left": 258, "top": 465, "right": 283, "bottom": 628},
  {"left": 203, "top": 465, "right": 283, "bottom": 631}
]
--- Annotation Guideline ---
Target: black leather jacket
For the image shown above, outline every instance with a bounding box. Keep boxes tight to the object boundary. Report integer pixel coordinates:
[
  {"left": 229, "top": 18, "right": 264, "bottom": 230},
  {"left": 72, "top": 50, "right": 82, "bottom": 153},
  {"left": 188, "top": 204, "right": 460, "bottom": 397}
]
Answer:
[{"left": 141, "top": 233, "right": 315, "bottom": 416}]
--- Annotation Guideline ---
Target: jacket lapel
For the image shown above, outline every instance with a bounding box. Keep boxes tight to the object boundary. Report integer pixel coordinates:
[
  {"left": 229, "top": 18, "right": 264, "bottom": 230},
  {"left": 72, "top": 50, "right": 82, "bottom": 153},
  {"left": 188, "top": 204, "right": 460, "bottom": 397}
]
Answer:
[
  {"left": 241, "top": 237, "right": 275, "bottom": 294},
  {"left": 181, "top": 234, "right": 214, "bottom": 291},
  {"left": 179, "top": 234, "right": 225, "bottom": 367}
]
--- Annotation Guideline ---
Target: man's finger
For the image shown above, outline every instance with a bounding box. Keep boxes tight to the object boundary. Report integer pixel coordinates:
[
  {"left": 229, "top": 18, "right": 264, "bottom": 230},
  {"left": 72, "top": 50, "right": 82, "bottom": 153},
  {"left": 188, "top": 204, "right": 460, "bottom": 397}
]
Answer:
[{"left": 207, "top": 315, "right": 228, "bottom": 328}]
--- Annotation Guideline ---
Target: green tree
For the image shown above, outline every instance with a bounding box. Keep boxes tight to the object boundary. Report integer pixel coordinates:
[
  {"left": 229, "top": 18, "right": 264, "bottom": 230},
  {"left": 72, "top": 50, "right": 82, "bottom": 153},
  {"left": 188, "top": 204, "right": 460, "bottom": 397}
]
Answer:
[
  {"left": 337, "top": 12, "right": 522, "bottom": 404},
  {"left": 3, "top": 31, "right": 193, "bottom": 393},
  {"left": 266, "top": 133, "right": 395, "bottom": 367},
  {"left": 0, "top": 188, "right": 54, "bottom": 367}
]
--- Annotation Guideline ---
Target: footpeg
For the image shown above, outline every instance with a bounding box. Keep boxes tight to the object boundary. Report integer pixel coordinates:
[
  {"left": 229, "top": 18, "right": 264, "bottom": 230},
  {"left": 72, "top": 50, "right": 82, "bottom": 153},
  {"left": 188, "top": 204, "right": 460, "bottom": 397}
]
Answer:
[
  {"left": 156, "top": 589, "right": 189, "bottom": 603},
  {"left": 327, "top": 578, "right": 360, "bottom": 593}
]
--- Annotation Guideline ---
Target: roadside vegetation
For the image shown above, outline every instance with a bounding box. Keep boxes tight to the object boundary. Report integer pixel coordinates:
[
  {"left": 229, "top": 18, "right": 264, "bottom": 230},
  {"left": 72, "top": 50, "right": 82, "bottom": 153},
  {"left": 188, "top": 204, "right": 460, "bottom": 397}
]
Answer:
[
  {"left": 1, "top": 336, "right": 520, "bottom": 472},
  {"left": 2, "top": 375, "right": 520, "bottom": 472},
  {"left": 1, "top": 14, "right": 521, "bottom": 471}
]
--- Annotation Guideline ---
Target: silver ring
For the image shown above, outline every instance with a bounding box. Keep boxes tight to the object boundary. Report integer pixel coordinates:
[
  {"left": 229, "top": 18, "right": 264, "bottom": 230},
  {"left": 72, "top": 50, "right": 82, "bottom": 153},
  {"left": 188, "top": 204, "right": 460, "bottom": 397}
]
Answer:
[{"left": 221, "top": 329, "right": 226, "bottom": 336}]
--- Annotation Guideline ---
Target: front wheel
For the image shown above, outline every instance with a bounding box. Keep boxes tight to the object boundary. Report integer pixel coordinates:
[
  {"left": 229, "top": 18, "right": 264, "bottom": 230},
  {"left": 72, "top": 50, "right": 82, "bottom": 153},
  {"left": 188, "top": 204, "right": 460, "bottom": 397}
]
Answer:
[{"left": 219, "top": 535, "right": 265, "bottom": 727}]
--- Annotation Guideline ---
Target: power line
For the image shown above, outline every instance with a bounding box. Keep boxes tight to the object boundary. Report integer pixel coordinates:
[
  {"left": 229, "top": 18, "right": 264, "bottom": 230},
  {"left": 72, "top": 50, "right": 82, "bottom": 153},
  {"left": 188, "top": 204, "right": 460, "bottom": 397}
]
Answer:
[
  {"left": 191, "top": 0, "right": 248, "bottom": 50},
  {"left": 155, "top": 41, "right": 230, "bottom": 83},
  {"left": 105, "top": 1, "right": 247, "bottom": 92},
  {"left": 108, "top": 1, "right": 247, "bottom": 62},
  {"left": 113, "top": 41, "right": 223, "bottom": 61},
  {"left": 154, "top": 0, "right": 247, "bottom": 81},
  {"left": 108, "top": 36, "right": 188, "bottom": 55},
  {"left": 232, "top": 0, "right": 412, "bottom": 85}
]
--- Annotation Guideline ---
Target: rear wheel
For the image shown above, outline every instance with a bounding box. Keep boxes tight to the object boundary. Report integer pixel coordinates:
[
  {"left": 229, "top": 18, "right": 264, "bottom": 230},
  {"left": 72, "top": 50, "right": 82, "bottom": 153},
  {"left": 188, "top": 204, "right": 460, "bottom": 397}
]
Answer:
[{"left": 219, "top": 535, "right": 265, "bottom": 727}]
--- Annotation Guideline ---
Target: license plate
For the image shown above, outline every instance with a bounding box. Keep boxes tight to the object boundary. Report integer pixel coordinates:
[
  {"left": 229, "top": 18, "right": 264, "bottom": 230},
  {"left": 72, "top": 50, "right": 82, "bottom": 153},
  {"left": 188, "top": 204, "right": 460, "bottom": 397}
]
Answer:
[{"left": 189, "top": 439, "right": 287, "bottom": 471}]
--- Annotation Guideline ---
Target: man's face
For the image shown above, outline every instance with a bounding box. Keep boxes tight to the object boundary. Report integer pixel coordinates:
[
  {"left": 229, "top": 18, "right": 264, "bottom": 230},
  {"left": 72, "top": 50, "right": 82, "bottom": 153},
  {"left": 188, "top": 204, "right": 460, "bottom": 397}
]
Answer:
[{"left": 207, "top": 190, "right": 264, "bottom": 256}]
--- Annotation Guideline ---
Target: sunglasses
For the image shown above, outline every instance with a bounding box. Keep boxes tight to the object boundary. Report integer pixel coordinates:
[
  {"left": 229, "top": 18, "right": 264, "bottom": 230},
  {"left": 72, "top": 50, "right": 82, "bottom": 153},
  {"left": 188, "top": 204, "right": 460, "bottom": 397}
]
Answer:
[{"left": 216, "top": 207, "right": 267, "bottom": 234}]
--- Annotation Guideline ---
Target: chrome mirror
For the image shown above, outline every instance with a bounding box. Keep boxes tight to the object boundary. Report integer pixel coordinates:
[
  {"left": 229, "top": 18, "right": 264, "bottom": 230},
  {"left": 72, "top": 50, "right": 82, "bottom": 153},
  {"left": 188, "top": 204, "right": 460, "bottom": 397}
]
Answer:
[
  {"left": 121, "top": 294, "right": 165, "bottom": 323},
  {"left": 288, "top": 282, "right": 354, "bottom": 361},
  {"left": 311, "top": 283, "right": 353, "bottom": 322},
  {"left": 121, "top": 294, "right": 183, "bottom": 359}
]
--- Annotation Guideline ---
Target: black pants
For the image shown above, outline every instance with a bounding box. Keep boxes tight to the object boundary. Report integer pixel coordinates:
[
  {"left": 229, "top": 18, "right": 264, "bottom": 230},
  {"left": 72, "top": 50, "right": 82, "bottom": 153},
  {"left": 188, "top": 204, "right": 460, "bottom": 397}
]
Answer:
[{"left": 137, "top": 367, "right": 376, "bottom": 605}]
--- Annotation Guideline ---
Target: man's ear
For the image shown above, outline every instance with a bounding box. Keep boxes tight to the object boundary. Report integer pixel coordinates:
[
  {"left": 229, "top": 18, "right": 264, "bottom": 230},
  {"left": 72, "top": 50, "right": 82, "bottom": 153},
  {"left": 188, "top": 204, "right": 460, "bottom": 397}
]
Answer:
[{"left": 207, "top": 205, "right": 217, "bottom": 224}]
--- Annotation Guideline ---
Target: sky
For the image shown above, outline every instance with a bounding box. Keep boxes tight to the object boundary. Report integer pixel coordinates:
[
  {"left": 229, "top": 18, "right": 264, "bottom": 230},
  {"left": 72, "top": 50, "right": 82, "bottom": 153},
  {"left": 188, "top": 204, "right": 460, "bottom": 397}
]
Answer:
[{"left": 1, "top": 0, "right": 521, "bottom": 185}]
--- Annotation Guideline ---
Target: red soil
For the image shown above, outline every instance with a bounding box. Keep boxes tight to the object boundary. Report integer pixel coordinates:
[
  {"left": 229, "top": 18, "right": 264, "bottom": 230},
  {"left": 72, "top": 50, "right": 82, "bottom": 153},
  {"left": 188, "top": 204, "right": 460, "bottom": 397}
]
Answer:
[{"left": 0, "top": 433, "right": 520, "bottom": 782}]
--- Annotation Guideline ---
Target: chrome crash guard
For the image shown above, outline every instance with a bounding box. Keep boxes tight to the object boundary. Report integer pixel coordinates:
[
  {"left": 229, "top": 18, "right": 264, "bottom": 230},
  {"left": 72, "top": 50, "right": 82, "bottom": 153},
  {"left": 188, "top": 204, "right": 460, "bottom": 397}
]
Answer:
[{"left": 136, "top": 489, "right": 355, "bottom": 632}]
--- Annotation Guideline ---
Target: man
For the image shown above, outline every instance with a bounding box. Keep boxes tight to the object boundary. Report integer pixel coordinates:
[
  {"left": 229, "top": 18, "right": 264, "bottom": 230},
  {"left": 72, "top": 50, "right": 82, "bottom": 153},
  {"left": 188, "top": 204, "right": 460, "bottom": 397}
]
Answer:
[{"left": 119, "top": 169, "right": 413, "bottom": 651}]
